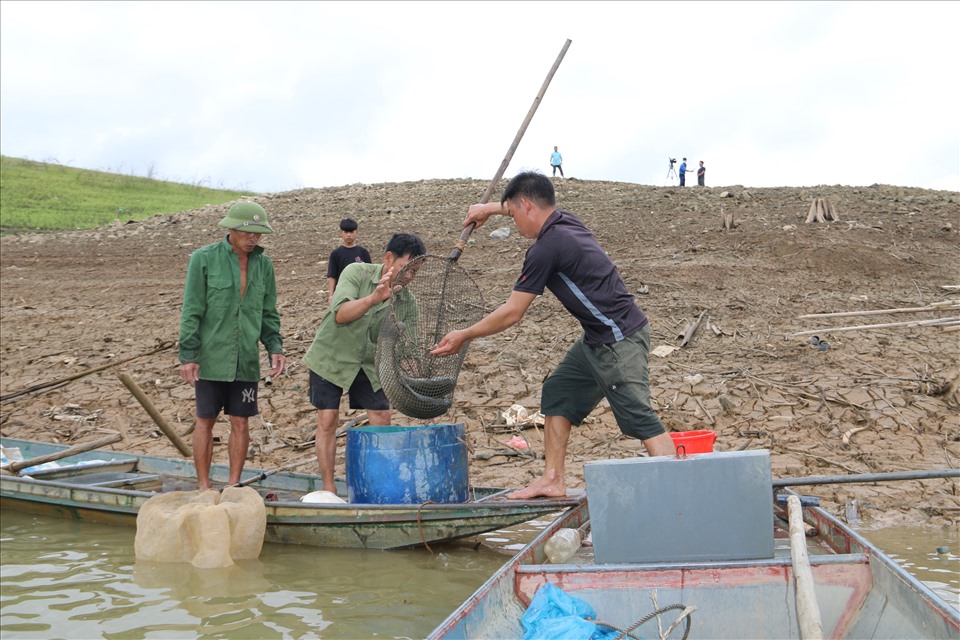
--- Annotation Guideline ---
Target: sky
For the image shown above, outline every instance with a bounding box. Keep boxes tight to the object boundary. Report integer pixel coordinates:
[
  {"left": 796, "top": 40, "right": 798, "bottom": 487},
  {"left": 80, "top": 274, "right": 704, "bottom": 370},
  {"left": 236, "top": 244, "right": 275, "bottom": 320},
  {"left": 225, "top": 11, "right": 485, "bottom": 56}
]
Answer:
[{"left": 2, "top": 1, "right": 958, "bottom": 194}]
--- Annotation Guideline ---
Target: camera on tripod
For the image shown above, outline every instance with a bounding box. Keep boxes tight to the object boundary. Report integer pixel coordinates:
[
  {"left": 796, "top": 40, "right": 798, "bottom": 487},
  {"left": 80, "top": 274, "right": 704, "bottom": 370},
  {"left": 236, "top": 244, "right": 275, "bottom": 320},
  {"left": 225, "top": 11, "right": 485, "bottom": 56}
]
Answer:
[{"left": 669, "top": 158, "right": 677, "bottom": 165}]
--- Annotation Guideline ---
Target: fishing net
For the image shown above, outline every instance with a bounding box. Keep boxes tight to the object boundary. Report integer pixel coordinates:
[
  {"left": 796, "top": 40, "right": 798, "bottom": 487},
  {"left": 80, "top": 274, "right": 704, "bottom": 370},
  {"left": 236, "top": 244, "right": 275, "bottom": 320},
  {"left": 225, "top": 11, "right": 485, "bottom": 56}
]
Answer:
[
  {"left": 134, "top": 487, "right": 266, "bottom": 568},
  {"left": 376, "top": 254, "right": 485, "bottom": 419}
]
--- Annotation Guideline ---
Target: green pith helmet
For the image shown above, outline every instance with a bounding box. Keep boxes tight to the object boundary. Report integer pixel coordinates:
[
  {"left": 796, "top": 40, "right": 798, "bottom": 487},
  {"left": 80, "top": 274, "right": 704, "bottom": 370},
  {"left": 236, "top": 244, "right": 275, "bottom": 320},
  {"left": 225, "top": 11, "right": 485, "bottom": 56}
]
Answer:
[{"left": 218, "top": 201, "right": 273, "bottom": 234}]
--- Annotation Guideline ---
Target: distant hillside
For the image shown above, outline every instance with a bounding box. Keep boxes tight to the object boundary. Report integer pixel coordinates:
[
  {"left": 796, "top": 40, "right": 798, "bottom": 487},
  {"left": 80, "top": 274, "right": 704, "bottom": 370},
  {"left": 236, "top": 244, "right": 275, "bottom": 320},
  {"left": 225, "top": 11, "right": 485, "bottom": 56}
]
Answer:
[{"left": 0, "top": 156, "right": 258, "bottom": 232}]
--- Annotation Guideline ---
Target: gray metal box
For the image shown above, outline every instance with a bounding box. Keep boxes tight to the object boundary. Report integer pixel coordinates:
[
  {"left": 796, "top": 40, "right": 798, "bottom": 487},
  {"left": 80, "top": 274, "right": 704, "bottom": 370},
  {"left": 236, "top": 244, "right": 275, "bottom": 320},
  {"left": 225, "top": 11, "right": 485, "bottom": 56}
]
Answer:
[{"left": 584, "top": 450, "right": 774, "bottom": 564}]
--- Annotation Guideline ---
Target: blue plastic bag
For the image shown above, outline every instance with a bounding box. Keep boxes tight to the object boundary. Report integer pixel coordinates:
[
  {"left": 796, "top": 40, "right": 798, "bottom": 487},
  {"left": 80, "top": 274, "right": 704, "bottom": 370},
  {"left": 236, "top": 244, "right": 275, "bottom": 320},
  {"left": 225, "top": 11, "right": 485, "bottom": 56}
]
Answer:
[{"left": 521, "top": 582, "right": 622, "bottom": 640}]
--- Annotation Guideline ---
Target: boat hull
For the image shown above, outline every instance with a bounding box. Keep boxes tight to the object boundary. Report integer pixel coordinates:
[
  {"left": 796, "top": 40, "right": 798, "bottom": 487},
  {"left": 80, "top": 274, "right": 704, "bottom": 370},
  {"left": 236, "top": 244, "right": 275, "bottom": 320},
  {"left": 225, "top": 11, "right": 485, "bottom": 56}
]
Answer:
[
  {"left": 0, "top": 438, "right": 582, "bottom": 550},
  {"left": 430, "top": 496, "right": 960, "bottom": 639}
]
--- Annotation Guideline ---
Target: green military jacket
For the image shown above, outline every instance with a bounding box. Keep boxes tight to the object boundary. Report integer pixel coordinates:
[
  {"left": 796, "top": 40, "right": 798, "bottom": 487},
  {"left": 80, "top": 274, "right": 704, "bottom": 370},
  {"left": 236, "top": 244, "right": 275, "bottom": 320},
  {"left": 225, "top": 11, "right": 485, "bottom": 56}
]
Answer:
[
  {"left": 178, "top": 236, "right": 283, "bottom": 382},
  {"left": 304, "top": 262, "right": 417, "bottom": 391}
]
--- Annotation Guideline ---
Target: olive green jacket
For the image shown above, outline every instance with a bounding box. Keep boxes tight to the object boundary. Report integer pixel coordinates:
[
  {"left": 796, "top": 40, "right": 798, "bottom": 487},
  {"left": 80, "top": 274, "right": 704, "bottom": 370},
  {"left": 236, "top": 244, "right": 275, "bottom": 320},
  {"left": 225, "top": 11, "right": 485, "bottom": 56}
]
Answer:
[
  {"left": 178, "top": 236, "right": 283, "bottom": 382},
  {"left": 304, "top": 262, "right": 416, "bottom": 391}
]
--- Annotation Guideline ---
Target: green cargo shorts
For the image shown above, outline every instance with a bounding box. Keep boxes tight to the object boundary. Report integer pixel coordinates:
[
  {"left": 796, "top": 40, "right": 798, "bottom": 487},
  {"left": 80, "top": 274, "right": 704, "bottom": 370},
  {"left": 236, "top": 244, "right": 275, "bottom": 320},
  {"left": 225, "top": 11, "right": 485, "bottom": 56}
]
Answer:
[{"left": 541, "top": 324, "right": 665, "bottom": 440}]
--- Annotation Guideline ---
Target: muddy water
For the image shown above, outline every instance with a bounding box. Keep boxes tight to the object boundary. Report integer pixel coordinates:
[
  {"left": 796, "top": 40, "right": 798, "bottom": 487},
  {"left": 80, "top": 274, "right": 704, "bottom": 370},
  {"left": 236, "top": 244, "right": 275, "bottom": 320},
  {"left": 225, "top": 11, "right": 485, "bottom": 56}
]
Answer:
[
  {"left": 0, "top": 510, "right": 545, "bottom": 639},
  {"left": 860, "top": 525, "right": 960, "bottom": 611},
  {"left": 3, "top": 511, "right": 957, "bottom": 638}
]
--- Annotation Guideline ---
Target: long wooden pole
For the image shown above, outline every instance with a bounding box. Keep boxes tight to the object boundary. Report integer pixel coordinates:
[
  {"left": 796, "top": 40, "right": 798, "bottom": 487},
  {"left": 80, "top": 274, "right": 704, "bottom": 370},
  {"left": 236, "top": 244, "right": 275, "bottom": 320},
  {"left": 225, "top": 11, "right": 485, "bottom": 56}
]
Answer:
[
  {"left": 6, "top": 433, "right": 123, "bottom": 473},
  {"left": 118, "top": 372, "right": 193, "bottom": 458},
  {"left": 799, "top": 302, "right": 959, "bottom": 319},
  {"left": 791, "top": 316, "right": 957, "bottom": 336},
  {"left": 787, "top": 495, "right": 824, "bottom": 640},
  {"left": 449, "top": 38, "right": 573, "bottom": 262}
]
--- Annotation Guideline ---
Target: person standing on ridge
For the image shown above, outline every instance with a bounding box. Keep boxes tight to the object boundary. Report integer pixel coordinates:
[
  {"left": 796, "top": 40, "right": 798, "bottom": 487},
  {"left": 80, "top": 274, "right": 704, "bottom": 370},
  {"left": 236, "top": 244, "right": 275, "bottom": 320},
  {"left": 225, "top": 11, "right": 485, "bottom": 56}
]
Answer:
[
  {"left": 550, "top": 146, "right": 564, "bottom": 178},
  {"left": 679, "top": 158, "right": 692, "bottom": 187},
  {"left": 327, "top": 218, "right": 372, "bottom": 300}
]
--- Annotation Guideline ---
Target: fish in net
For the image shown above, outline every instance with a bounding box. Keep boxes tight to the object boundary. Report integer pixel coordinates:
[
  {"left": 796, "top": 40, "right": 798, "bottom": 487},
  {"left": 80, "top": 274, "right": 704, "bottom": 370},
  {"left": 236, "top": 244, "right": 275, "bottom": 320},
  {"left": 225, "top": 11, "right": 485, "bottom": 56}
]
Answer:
[{"left": 376, "top": 254, "right": 485, "bottom": 419}]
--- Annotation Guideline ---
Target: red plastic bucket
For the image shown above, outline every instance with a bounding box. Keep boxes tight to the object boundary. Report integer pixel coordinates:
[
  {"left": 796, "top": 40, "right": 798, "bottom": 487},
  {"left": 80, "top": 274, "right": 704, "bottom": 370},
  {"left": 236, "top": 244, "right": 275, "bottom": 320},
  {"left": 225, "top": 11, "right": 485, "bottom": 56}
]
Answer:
[{"left": 669, "top": 430, "right": 717, "bottom": 454}]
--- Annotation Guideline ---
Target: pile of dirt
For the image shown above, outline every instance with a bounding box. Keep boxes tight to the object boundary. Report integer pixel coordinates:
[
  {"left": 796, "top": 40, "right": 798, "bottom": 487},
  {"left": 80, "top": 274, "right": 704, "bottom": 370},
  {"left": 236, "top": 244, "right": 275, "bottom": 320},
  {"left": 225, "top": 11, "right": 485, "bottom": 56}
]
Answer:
[{"left": 2, "top": 178, "right": 958, "bottom": 530}]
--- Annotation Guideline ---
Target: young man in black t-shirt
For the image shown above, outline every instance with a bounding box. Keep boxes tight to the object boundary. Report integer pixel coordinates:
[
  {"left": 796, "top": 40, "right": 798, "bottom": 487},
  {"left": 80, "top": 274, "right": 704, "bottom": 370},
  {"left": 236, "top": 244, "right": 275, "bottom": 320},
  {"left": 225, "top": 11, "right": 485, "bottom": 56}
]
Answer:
[
  {"left": 327, "top": 218, "right": 372, "bottom": 299},
  {"left": 431, "top": 171, "right": 675, "bottom": 500}
]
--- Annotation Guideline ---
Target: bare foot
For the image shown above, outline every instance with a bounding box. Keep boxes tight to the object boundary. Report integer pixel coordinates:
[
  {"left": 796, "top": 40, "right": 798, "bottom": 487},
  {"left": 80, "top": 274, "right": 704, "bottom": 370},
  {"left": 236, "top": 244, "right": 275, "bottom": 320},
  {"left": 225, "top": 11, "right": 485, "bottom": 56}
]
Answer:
[{"left": 506, "top": 478, "right": 567, "bottom": 500}]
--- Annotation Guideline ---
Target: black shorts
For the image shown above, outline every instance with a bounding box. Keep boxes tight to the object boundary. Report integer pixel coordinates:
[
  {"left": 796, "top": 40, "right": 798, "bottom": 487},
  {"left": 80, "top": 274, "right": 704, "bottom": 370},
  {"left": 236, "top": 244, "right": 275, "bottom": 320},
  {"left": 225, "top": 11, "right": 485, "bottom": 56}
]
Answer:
[
  {"left": 309, "top": 369, "right": 389, "bottom": 411},
  {"left": 195, "top": 379, "right": 259, "bottom": 418}
]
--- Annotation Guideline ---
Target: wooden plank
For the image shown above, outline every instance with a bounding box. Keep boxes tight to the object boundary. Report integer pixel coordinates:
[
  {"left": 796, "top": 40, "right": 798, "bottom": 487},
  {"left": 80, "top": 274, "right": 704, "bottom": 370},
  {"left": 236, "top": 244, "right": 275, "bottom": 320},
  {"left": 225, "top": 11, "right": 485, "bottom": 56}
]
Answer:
[{"left": 7, "top": 434, "right": 123, "bottom": 473}]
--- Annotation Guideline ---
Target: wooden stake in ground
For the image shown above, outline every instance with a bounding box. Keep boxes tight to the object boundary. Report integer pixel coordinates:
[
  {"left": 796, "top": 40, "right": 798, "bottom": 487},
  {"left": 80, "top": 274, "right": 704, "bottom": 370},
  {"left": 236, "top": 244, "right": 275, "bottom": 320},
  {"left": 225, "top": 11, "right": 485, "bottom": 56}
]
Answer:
[{"left": 804, "top": 197, "right": 839, "bottom": 223}]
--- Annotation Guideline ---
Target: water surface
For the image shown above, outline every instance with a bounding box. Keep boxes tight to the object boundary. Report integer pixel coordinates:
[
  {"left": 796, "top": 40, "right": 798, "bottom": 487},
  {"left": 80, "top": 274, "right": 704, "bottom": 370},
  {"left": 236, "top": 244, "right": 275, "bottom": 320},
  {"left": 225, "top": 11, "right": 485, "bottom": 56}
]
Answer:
[{"left": 0, "top": 510, "right": 543, "bottom": 639}]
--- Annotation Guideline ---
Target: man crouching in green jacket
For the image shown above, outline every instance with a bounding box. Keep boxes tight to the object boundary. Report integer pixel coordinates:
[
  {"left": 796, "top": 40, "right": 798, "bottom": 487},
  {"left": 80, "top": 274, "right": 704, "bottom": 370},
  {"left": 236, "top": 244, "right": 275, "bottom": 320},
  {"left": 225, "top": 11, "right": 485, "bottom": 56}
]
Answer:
[{"left": 178, "top": 201, "right": 286, "bottom": 490}]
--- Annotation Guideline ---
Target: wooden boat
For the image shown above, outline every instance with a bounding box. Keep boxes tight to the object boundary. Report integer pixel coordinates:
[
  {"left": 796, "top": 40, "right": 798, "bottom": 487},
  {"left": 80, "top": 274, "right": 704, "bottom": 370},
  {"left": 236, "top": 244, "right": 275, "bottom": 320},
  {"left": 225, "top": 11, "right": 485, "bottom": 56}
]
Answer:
[
  {"left": 0, "top": 437, "right": 583, "bottom": 550},
  {"left": 430, "top": 493, "right": 960, "bottom": 639}
]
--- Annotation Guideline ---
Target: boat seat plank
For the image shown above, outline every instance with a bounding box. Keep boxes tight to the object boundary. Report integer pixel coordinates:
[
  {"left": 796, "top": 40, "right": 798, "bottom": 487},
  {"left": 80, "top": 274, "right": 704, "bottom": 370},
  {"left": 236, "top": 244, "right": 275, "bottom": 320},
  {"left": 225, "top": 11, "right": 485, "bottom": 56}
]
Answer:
[
  {"left": 23, "top": 459, "right": 139, "bottom": 480},
  {"left": 44, "top": 471, "right": 162, "bottom": 491}
]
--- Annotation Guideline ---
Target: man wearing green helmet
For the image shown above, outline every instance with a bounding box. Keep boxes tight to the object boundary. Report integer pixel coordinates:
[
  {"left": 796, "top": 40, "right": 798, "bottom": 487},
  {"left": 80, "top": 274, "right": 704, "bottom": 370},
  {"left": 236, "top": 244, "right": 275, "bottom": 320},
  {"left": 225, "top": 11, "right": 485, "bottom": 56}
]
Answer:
[{"left": 178, "top": 201, "right": 286, "bottom": 490}]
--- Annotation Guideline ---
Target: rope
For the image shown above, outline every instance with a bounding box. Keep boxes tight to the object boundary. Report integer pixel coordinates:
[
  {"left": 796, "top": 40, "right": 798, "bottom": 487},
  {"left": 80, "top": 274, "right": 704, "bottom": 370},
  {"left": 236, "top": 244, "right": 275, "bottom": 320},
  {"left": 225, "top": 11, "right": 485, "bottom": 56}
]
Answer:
[
  {"left": 416, "top": 501, "right": 437, "bottom": 554},
  {"left": 596, "top": 603, "right": 694, "bottom": 640}
]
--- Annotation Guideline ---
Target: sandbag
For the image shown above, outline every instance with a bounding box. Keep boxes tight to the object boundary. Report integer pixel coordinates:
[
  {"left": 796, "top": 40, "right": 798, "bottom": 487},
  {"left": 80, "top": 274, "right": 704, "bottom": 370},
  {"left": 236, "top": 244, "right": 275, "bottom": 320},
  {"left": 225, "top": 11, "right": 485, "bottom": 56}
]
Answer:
[{"left": 134, "top": 487, "right": 266, "bottom": 569}]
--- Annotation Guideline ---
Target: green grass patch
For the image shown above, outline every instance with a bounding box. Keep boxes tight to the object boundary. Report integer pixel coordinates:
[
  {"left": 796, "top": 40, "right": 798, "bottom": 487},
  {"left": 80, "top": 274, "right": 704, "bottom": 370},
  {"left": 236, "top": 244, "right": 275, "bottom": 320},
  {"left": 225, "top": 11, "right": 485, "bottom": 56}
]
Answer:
[{"left": 0, "top": 155, "right": 259, "bottom": 232}]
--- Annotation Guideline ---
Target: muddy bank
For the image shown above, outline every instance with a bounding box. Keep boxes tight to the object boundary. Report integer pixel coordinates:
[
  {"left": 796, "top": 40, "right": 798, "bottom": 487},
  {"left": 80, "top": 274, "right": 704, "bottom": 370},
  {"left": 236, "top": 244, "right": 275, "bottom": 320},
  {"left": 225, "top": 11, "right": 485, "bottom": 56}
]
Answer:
[{"left": 1, "top": 178, "right": 958, "bottom": 530}]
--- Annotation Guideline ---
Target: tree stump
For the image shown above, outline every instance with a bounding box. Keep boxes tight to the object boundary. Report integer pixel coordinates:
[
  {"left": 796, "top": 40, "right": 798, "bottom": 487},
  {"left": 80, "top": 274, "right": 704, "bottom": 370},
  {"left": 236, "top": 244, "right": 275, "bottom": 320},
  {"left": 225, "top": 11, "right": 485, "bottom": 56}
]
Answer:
[
  {"left": 721, "top": 205, "right": 736, "bottom": 230},
  {"left": 805, "top": 197, "right": 839, "bottom": 223}
]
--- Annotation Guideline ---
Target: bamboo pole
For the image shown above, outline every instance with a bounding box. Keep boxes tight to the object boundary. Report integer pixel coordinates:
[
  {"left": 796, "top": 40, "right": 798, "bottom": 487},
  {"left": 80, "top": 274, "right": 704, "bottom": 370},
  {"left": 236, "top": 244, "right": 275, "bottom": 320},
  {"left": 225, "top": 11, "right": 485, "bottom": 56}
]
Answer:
[
  {"left": 788, "top": 495, "right": 824, "bottom": 640},
  {"left": 791, "top": 316, "right": 958, "bottom": 336},
  {"left": 774, "top": 468, "right": 960, "bottom": 488},
  {"left": 118, "top": 372, "right": 193, "bottom": 458},
  {"left": 799, "top": 303, "right": 960, "bottom": 319},
  {"left": 232, "top": 455, "right": 317, "bottom": 488},
  {"left": 6, "top": 433, "right": 123, "bottom": 474},
  {"left": 449, "top": 38, "right": 572, "bottom": 261}
]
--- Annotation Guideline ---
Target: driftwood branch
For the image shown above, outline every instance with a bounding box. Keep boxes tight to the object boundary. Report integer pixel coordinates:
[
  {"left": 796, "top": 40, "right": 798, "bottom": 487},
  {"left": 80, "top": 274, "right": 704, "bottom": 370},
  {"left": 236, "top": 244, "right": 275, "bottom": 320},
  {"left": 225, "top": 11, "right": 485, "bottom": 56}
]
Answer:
[
  {"left": 677, "top": 311, "right": 707, "bottom": 347},
  {"left": 0, "top": 341, "right": 175, "bottom": 402}
]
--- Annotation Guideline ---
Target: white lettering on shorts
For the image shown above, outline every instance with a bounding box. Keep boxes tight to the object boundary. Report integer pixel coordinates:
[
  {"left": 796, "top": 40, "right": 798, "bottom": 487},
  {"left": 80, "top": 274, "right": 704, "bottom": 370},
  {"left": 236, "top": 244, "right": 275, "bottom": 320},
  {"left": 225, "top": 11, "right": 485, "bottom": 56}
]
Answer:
[{"left": 242, "top": 388, "right": 256, "bottom": 403}]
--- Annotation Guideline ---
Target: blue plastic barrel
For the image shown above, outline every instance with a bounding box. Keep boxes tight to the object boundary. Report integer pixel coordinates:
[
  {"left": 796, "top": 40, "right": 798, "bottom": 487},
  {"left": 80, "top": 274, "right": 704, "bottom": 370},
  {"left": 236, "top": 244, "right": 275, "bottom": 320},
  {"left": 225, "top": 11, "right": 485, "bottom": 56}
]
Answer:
[{"left": 345, "top": 424, "right": 469, "bottom": 504}]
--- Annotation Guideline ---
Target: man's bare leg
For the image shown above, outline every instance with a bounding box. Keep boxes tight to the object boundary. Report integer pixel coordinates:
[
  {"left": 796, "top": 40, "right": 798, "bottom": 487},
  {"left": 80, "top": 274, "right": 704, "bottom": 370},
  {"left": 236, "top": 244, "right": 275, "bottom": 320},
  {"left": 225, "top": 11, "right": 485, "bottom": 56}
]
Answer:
[
  {"left": 643, "top": 432, "right": 676, "bottom": 457},
  {"left": 192, "top": 416, "right": 218, "bottom": 490},
  {"left": 366, "top": 409, "right": 391, "bottom": 426},
  {"left": 315, "top": 409, "right": 340, "bottom": 493},
  {"left": 507, "top": 415, "right": 572, "bottom": 500},
  {"left": 226, "top": 415, "right": 250, "bottom": 485}
]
